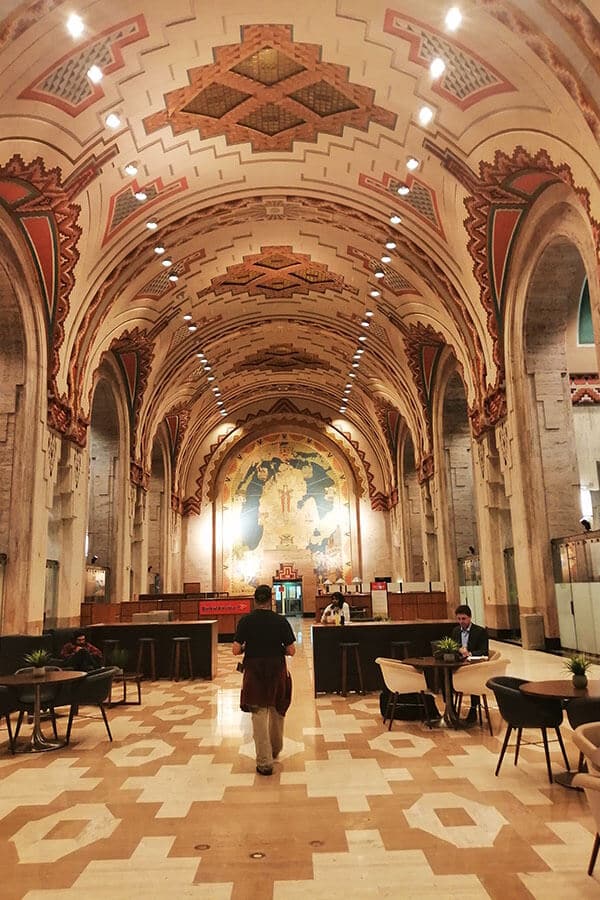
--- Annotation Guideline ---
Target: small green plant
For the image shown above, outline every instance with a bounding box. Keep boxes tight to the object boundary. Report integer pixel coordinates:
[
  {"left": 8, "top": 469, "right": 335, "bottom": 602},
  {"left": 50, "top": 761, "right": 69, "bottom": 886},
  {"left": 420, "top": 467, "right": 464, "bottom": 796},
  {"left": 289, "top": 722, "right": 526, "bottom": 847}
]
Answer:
[
  {"left": 434, "top": 637, "right": 461, "bottom": 653},
  {"left": 23, "top": 648, "right": 52, "bottom": 668},
  {"left": 564, "top": 654, "right": 592, "bottom": 676}
]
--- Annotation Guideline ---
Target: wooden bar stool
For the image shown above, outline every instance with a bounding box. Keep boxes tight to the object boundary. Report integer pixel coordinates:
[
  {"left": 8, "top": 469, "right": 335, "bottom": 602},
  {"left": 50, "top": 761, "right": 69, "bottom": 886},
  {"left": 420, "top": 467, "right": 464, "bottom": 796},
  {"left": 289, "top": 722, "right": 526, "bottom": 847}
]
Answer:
[
  {"left": 170, "top": 636, "right": 193, "bottom": 681},
  {"left": 103, "top": 639, "right": 120, "bottom": 665},
  {"left": 339, "top": 642, "right": 364, "bottom": 696},
  {"left": 136, "top": 637, "right": 157, "bottom": 680},
  {"left": 390, "top": 640, "right": 412, "bottom": 660}
]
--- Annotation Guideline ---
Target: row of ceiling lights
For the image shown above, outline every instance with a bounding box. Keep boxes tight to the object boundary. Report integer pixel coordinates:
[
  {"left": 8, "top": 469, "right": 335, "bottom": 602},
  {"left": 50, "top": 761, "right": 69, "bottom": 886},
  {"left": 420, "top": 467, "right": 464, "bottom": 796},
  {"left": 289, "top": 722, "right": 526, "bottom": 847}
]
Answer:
[{"left": 339, "top": 316, "right": 371, "bottom": 414}]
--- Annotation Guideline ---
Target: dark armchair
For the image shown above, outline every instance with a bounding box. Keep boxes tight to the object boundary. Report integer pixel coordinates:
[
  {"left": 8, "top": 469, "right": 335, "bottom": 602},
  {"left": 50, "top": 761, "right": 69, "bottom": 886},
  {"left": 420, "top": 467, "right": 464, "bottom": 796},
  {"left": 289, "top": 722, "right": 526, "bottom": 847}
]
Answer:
[
  {"left": 64, "top": 666, "right": 119, "bottom": 744},
  {"left": 12, "top": 666, "right": 62, "bottom": 742},
  {"left": 486, "top": 675, "right": 570, "bottom": 784}
]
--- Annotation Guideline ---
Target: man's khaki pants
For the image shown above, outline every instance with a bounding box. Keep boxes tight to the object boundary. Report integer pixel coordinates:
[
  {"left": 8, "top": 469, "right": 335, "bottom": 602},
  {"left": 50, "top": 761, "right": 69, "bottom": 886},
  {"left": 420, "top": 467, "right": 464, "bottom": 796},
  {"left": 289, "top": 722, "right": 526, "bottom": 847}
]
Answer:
[{"left": 250, "top": 706, "right": 284, "bottom": 769}]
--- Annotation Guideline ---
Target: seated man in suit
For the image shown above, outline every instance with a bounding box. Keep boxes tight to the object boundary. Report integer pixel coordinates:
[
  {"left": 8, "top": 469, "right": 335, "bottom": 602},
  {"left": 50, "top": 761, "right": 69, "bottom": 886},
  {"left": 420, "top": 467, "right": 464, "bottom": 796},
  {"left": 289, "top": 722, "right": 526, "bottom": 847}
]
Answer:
[{"left": 452, "top": 604, "right": 489, "bottom": 723}]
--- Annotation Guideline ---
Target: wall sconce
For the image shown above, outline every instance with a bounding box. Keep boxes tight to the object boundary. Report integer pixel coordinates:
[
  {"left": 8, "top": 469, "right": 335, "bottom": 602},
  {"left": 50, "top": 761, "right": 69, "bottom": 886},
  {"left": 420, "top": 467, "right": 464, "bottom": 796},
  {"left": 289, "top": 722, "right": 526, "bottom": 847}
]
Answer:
[{"left": 352, "top": 576, "right": 363, "bottom": 593}]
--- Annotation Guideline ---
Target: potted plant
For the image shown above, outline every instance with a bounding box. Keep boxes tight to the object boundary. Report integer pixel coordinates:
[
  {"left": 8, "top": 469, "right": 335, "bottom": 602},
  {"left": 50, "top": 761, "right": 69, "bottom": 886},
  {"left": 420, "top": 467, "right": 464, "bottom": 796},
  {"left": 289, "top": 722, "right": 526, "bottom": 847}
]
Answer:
[
  {"left": 433, "top": 637, "right": 461, "bottom": 662},
  {"left": 23, "top": 648, "right": 52, "bottom": 676},
  {"left": 564, "top": 654, "right": 592, "bottom": 689}
]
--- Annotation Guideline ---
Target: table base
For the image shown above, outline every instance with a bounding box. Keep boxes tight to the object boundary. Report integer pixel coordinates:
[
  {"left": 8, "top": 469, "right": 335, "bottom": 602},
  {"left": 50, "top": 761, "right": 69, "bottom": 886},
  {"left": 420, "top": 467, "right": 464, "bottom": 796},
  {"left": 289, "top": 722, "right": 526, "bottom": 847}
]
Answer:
[{"left": 554, "top": 770, "right": 582, "bottom": 791}]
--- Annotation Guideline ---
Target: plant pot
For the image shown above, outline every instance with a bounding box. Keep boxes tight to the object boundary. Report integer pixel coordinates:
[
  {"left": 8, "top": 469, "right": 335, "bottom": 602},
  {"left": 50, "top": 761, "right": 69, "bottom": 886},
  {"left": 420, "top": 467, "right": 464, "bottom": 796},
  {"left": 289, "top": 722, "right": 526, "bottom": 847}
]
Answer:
[
  {"left": 572, "top": 674, "right": 588, "bottom": 689},
  {"left": 443, "top": 653, "right": 458, "bottom": 662},
  {"left": 33, "top": 666, "right": 46, "bottom": 677}
]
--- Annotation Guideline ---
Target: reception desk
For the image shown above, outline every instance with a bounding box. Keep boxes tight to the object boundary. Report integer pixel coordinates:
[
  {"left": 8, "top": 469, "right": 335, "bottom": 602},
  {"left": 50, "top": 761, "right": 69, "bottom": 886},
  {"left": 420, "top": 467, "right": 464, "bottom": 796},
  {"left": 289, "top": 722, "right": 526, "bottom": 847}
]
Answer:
[
  {"left": 86, "top": 620, "right": 218, "bottom": 679},
  {"left": 312, "top": 620, "right": 454, "bottom": 694},
  {"left": 81, "top": 596, "right": 251, "bottom": 639}
]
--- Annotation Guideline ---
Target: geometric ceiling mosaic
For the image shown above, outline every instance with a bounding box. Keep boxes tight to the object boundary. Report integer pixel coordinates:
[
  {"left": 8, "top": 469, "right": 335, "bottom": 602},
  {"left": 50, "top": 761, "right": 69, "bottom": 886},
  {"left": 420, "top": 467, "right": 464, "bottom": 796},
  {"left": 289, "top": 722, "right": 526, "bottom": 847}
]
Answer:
[
  {"left": 383, "top": 10, "right": 515, "bottom": 109},
  {"left": 358, "top": 171, "right": 445, "bottom": 238},
  {"left": 144, "top": 24, "right": 397, "bottom": 152},
  {"left": 102, "top": 176, "right": 188, "bottom": 246},
  {"left": 19, "top": 16, "right": 149, "bottom": 115},
  {"left": 198, "top": 245, "right": 345, "bottom": 300},
  {"left": 239, "top": 346, "right": 331, "bottom": 372},
  {"left": 347, "top": 246, "right": 418, "bottom": 297}
]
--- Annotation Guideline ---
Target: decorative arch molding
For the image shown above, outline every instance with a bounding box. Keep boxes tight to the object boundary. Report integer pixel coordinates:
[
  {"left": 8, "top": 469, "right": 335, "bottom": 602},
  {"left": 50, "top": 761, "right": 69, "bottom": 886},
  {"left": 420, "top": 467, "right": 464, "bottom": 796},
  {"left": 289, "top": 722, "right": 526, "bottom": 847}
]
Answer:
[
  {"left": 164, "top": 405, "right": 192, "bottom": 510},
  {"left": 183, "top": 405, "right": 388, "bottom": 515},
  {"left": 0, "top": 155, "right": 83, "bottom": 441},
  {"left": 403, "top": 322, "right": 446, "bottom": 453}
]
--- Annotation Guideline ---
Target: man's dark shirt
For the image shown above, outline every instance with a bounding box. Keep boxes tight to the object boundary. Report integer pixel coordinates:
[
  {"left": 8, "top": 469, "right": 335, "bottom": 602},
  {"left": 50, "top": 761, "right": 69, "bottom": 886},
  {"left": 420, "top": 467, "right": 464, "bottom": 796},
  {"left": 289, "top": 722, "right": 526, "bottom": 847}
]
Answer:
[
  {"left": 234, "top": 608, "right": 295, "bottom": 658},
  {"left": 451, "top": 622, "right": 489, "bottom": 656}
]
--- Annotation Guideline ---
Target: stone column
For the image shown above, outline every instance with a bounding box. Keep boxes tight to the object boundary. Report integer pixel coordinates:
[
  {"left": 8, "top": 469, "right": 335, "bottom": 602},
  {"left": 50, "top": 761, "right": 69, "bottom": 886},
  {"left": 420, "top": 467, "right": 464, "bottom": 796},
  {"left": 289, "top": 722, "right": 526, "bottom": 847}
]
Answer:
[
  {"left": 130, "top": 485, "right": 148, "bottom": 598},
  {"left": 53, "top": 440, "right": 88, "bottom": 627}
]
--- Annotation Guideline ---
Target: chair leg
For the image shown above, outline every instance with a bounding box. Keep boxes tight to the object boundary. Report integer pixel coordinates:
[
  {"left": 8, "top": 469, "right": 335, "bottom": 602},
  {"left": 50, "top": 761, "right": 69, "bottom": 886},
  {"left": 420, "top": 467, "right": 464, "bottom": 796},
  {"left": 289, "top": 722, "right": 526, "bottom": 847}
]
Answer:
[
  {"left": 496, "top": 724, "right": 513, "bottom": 776},
  {"left": 514, "top": 728, "right": 522, "bottom": 765},
  {"left": 99, "top": 703, "right": 113, "bottom": 741},
  {"left": 388, "top": 692, "right": 399, "bottom": 730},
  {"left": 14, "top": 710, "right": 24, "bottom": 740},
  {"left": 65, "top": 705, "right": 76, "bottom": 745},
  {"left": 420, "top": 691, "right": 433, "bottom": 728},
  {"left": 4, "top": 713, "right": 15, "bottom": 754},
  {"left": 578, "top": 750, "right": 586, "bottom": 773},
  {"left": 482, "top": 695, "right": 493, "bottom": 736},
  {"left": 50, "top": 709, "right": 58, "bottom": 740},
  {"left": 588, "top": 833, "right": 600, "bottom": 876},
  {"left": 455, "top": 692, "right": 463, "bottom": 716},
  {"left": 555, "top": 727, "right": 570, "bottom": 771},
  {"left": 540, "top": 727, "right": 553, "bottom": 784}
]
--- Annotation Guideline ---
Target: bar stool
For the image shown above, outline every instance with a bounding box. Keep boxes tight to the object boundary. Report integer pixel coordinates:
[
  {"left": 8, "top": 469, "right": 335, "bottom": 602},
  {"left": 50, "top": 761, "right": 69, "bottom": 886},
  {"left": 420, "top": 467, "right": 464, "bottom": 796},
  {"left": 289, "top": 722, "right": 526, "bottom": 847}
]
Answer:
[
  {"left": 339, "top": 642, "right": 364, "bottom": 696},
  {"left": 136, "top": 637, "right": 157, "bottom": 680},
  {"left": 170, "top": 636, "right": 193, "bottom": 681},
  {"left": 103, "top": 639, "right": 120, "bottom": 665},
  {"left": 390, "top": 640, "right": 412, "bottom": 660}
]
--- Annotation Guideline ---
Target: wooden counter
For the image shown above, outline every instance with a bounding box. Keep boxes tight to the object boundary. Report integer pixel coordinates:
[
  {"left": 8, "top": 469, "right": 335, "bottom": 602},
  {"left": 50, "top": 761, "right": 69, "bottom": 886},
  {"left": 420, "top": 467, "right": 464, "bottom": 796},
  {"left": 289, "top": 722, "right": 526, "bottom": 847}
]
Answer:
[
  {"left": 81, "top": 596, "right": 251, "bottom": 639},
  {"left": 86, "top": 620, "right": 218, "bottom": 679},
  {"left": 312, "top": 619, "right": 454, "bottom": 694}
]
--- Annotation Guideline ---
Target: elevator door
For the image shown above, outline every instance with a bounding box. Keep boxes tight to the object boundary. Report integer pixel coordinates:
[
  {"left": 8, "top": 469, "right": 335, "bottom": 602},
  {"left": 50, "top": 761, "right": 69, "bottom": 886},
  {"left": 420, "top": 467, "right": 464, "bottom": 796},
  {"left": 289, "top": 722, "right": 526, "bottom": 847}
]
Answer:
[{"left": 273, "top": 579, "right": 303, "bottom": 615}]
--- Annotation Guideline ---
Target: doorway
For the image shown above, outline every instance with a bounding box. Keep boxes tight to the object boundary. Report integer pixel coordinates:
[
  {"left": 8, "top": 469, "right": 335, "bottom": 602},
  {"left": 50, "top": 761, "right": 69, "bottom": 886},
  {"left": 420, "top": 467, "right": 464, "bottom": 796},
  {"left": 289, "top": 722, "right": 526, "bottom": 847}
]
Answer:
[{"left": 273, "top": 579, "right": 303, "bottom": 615}]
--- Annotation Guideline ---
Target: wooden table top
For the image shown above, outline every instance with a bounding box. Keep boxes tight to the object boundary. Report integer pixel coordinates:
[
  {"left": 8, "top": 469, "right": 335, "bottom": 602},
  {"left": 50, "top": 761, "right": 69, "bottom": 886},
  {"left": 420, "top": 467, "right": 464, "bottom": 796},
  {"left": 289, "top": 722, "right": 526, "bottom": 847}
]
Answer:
[
  {"left": 403, "top": 655, "right": 469, "bottom": 668},
  {"left": 520, "top": 679, "right": 600, "bottom": 700},
  {"left": 0, "top": 670, "right": 87, "bottom": 687}
]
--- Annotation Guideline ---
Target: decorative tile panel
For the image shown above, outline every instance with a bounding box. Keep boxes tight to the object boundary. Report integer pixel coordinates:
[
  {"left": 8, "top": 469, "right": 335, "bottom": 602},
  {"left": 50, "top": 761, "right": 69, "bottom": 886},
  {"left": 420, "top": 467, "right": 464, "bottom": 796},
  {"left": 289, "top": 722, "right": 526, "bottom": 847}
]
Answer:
[
  {"left": 144, "top": 24, "right": 396, "bottom": 152},
  {"left": 358, "top": 172, "right": 445, "bottom": 238},
  {"left": 102, "top": 176, "right": 187, "bottom": 246},
  {"left": 347, "top": 246, "right": 417, "bottom": 296},
  {"left": 383, "top": 10, "right": 515, "bottom": 109},
  {"left": 19, "top": 16, "right": 149, "bottom": 115}
]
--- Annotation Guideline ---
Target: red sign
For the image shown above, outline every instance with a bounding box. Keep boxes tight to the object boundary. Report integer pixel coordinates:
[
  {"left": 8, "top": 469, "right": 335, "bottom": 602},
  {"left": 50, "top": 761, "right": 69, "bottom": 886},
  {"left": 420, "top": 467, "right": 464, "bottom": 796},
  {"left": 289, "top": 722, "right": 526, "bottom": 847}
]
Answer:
[{"left": 198, "top": 599, "right": 251, "bottom": 614}]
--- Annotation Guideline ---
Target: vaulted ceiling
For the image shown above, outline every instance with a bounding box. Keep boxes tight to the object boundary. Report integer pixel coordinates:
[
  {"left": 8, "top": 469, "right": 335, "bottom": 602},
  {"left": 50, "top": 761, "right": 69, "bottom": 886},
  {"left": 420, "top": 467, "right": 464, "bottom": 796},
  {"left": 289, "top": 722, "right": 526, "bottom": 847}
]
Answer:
[{"left": 1, "top": 0, "right": 599, "bottom": 497}]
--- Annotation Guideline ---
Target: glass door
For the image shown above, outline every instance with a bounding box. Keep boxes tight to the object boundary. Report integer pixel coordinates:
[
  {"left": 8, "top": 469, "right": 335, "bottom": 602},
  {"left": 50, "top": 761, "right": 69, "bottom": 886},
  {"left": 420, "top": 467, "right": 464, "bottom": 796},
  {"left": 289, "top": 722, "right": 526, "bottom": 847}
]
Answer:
[{"left": 273, "top": 579, "right": 303, "bottom": 615}]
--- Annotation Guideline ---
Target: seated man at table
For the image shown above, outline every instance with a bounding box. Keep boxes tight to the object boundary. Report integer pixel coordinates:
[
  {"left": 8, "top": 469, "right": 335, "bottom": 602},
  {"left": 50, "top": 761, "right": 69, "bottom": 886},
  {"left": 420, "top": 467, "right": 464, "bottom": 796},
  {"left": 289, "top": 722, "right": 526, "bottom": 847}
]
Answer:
[
  {"left": 452, "top": 604, "right": 489, "bottom": 723},
  {"left": 60, "top": 632, "right": 103, "bottom": 672}
]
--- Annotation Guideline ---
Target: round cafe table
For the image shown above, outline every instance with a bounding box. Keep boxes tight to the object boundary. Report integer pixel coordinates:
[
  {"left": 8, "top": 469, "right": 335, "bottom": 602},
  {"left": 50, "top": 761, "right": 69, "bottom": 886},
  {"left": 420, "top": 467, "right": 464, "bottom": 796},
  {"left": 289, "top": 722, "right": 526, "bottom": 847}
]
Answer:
[
  {"left": 403, "top": 655, "right": 473, "bottom": 728},
  {"left": 0, "top": 669, "right": 86, "bottom": 752},
  {"left": 520, "top": 679, "right": 600, "bottom": 788}
]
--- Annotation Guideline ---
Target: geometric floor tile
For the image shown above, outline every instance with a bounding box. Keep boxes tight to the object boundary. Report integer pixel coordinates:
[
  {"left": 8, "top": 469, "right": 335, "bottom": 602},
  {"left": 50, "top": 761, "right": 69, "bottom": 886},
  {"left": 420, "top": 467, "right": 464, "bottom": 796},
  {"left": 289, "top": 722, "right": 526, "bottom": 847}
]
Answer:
[
  {"left": 11, "top": 803, "right": 120, "bottom": 863},
  {"left": 106, "top": 738, "right": 175, "bottom": 767},
  {"left": 0, "top": 758, "right": 99, "bottom": 820},
  {"left": 369, "top": 728, "right": 436, "bottom": 758},
  {"left": 404, "top": 792, "right": 508, "bottom": 848}
]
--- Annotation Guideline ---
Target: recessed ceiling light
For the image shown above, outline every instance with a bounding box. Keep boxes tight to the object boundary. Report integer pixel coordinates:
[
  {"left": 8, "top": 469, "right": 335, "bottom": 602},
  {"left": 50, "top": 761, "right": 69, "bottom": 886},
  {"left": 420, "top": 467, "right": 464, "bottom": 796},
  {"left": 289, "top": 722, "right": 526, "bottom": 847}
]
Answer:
[
  {"left": 365, "top": 311, "right": 374, "bottom": 318},
  {"left": 352, "top": 362, "right": 359, "bottom": 368},
  {"left": 339, "top": 407, "right": 347, "bottom": 413},
  {"left": 406, "top": 157, "right": 419, "bottom": 171},
  {"left": 381, "top": 255, "right": 391, "bottom": 264},
  {"left": 135, "top": 190, "right": 147, "bottom": 201},
  {"left": 217, "top": 400, "right": 224, "bottom": 406},
  {"left": 220, "top": 410, "right": 227, "bottom": 416},
  {"left": 161, "top": 259, "right": 172, "bottom": 267},
  {"left": 183, "top": 314, "right": 193, "bottom": 321},
  {"left": 188, "top": 325, "right": 197, "bottom": 332},
  {"left": 418, "top": 105, "right": 434, "bottom": 126},
  {"left": 385, "top": 241, "right": 397, "bottom": 250},
  {"left": 105, "top": 113, "right": 121, "bottom": 129},
  {"left": 361, "top": 321, "right": 369, "bottom": 327},
  {"left": 207, "top": 375, "right": 215, "bottom": 382},
  {"left": 353, "top": 354, "right": 360, "bottom": 360},
  {"left": 124, "top": 162, "right": 138, "bottom": 176},
  {"left": 87, "top": 65, "right": 103, "bottom": 84},
  {"left": 349, "top": 373, "right": 356, "bottom": 378},
  {"left": 370, "top": 289, "right": 380, "bottom": 298},
  {"left": 146, "top": 220, "right": 158, "bottom": 230},
  {"left": 66, "top": 13, "right": 84, "bottom": 37},
  {"left": 346, "top": 383, "right": 352, "bottom": 389},
  {"left": 358, "top": 335, "right": 367, "bottom": 342},
  {"left": 397, "top": 184, "right": 410, "bottom": 196},
  {"left": 168, "top": 274, "right": 179, "bottom": 282},
  {"left": 445, "top": 6, "right": 462, "bottom": 31},
  {"left": 375, "top": 270, "right": 385, "bottom": 279},
  {"left": 390, "top": 214, "right": 402, "bottom": 225},
  {"left": 154, "top": 246, "right": 165, "bottom": 255},
  {"left": 204, "top": 365, "right": 211, "bottom": 371},
  {"left": 430, "top": 57, "right": 446, "bottom": 79}
]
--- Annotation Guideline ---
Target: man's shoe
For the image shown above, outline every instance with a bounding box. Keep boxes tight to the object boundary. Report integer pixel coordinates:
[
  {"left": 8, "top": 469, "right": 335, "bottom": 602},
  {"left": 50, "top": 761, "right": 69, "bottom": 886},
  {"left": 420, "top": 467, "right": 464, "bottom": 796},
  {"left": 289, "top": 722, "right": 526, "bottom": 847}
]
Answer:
[{"left": 256, "top": 766, "right": 273, "bottom": 776}]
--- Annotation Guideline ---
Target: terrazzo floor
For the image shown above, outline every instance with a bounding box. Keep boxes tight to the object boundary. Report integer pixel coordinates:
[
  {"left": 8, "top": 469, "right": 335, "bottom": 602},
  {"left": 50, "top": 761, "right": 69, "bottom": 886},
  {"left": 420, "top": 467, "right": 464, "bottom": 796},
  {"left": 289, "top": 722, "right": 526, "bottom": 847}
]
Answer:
[{"left": 1, "top": 623, "right": 599, "bottom": 899}]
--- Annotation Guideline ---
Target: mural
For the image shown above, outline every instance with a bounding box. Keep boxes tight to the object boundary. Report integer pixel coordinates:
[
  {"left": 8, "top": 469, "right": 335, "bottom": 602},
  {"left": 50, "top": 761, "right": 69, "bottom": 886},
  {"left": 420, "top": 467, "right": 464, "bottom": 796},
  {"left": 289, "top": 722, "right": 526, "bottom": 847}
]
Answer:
[{"left": 221, "top": 434, "right": 352, "bottom": 593}]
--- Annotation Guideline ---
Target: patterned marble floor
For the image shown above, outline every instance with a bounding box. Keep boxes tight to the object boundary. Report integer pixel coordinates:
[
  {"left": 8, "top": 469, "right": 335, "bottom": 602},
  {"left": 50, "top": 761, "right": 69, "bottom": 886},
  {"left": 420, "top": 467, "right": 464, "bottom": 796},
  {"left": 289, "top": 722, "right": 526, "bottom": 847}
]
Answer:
[{"left": 1, "top": 626, "right": 599, "bottom": 899}]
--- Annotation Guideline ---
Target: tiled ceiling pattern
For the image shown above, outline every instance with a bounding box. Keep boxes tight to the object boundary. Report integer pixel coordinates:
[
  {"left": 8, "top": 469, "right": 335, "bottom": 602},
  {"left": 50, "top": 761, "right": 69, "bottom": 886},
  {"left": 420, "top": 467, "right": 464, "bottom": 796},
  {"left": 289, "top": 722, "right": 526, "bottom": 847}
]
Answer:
[{"left": 143, "top": 24, "right": 397, "bottom": 151}]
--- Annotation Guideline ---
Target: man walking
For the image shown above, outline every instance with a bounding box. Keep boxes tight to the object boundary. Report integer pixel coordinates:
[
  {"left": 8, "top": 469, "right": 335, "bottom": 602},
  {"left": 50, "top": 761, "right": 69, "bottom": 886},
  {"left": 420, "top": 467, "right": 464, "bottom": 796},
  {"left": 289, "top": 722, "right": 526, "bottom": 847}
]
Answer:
[{"left": 233, "top": 584, "right": 296, "bottom": 775}]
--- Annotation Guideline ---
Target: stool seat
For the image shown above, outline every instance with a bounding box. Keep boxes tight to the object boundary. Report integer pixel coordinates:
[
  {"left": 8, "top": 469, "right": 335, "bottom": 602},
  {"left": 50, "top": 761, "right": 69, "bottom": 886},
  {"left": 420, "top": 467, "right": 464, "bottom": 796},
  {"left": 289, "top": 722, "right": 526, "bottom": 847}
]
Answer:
[
  {"left": 339, "top": 642, "right": 364, "bottom": 696},
  {"left": 170, "top": 636, "right": 193, "bottom": 681},
  {"left": 390, "top": 640, "right": 412, "bottom": 660},
  {"left": 136, "top": 637, "right": 157, "bottom": 681}
]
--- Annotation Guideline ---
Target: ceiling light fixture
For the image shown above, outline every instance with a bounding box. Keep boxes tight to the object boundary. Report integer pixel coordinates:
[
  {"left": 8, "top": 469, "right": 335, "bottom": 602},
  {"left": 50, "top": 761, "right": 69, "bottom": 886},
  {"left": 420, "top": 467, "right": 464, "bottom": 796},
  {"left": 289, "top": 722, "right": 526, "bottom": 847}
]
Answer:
[
  {"left": 168, "top": 274, "right": 179, "bottom": 282},
  {"left": 217, "top": 400, "right": 224, "bottom": 406},
  {"left": 154, "top": 246, "right": 165, "bottom": 255},
  {"left": 87, "top": 65, "right": 103, "bottom": 84},
  {"left": 418, "top": 105, "right": 434, "bottom": 126},
  {"left": 365, "top": 311, "right": 374, "bottom": 318},
  {"left": 161, "top": 259, "right": 172, "bottom": 267},
  {"left": 349, "top": 372, "right": 356, "bottom": 378},
  {"left": 208, "top": 375, "right": 215, "bottom": 382},
  {"left": 220, "top": 410, "right": 227, "bottom": 416},
  {"left": 105, "top": 113, "right": 121, "bottom": 129},
  {"left": 406, "top": 157, "right": 419, "bottom": 171},
  {"left": 445, "top": 6, "right": 462, "bottom": 31},
  {"left": 430, "top": 57, "right": 446, "bottom": 79},
  {"left": 397, "top": 184, "right": 410, "bottom": 196},
  {"left": 346, "top": 383, "right": 352, "bottom": 389},
  {"left": 361, "top": 321, "right": 369, "bottom": 327},
  {"left": 370, "top": 289, "right": 380, "bottom": 298},
  {"left": 390, "top": 214, "right": 402, "bottom": 225},
  {"left": 135, "top": 190, "right": 147, "bottom": 201},
  {"left": 385, "top": 241, "right": 397, "bottom": 250},
  {"left": 358, "top": 335, "right": 367, "bottom": 342},
  {"left": 66, "top": 13, "right": 84, "bottom": 37},
  {"left": 381, "top": 254, "right": 391, "bottom": 264},
  {"left": 183, "top": 314, "right": 193, "bottom": 321},
  {"left": 204, "top": 365, "right": 211, "bottom": 371},
  {"left": 352, "top": 362, "right": 359, "bottom": 368},
  {"left": 374, "top": 270, "right": 385, "bottom": 279},
  {"left": 146, "top": 220, "right": 158, "bottom": 230},
  {"left": 124, "top": 162, "right": 138, "bottom": 176},
  {"left": 188, "top": 325, "right": 197, "bottom": 332}
]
